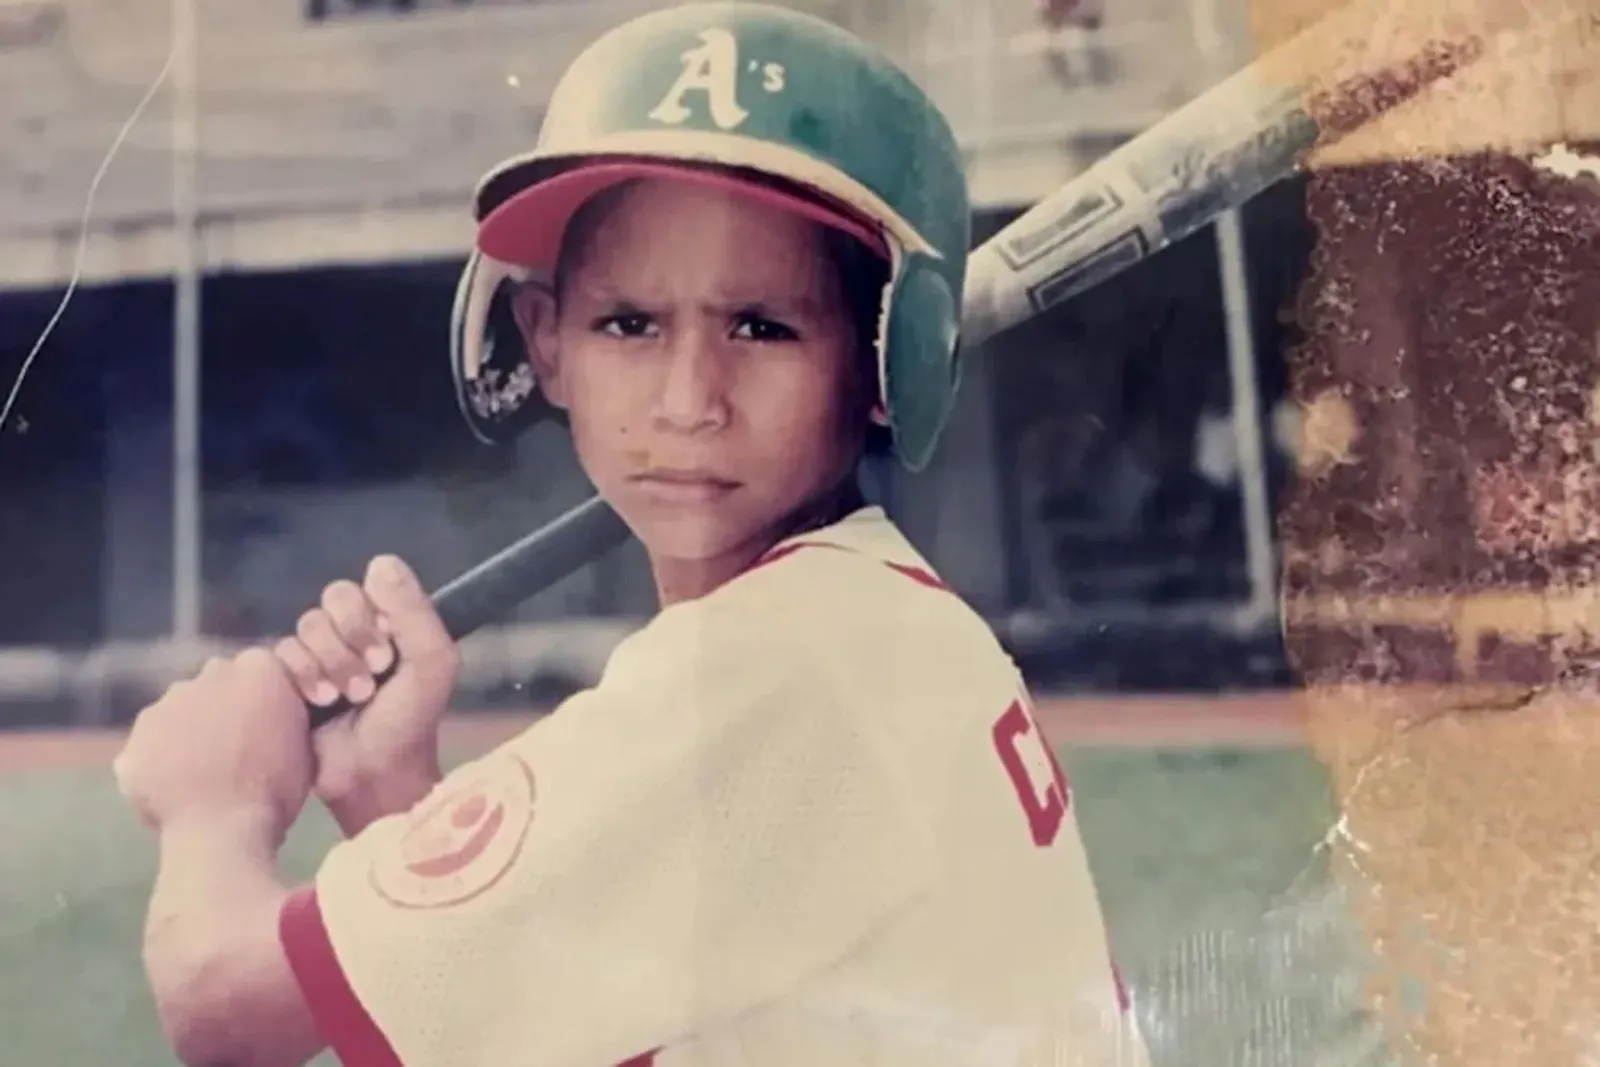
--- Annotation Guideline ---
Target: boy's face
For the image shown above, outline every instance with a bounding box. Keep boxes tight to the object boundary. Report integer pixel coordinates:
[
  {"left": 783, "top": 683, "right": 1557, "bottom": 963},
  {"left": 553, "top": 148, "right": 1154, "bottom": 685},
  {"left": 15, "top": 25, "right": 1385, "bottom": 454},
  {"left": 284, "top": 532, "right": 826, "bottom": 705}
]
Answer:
[{"left": 515, "top": 178, "right": 878, "bottom": 567}]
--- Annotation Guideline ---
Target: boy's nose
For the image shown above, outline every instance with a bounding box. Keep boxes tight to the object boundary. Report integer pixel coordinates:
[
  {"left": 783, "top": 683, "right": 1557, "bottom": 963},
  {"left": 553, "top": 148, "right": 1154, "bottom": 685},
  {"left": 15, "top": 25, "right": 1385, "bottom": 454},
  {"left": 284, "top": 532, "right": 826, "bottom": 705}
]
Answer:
[{"left": 653, "top": 328, "right": 731, "bottom": 433}]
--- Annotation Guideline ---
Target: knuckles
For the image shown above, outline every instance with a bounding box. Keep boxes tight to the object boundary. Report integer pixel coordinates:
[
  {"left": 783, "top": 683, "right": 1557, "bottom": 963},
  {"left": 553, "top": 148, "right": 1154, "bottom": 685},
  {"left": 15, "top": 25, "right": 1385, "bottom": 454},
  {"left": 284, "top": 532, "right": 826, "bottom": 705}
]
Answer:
[
  {"left": 296, "top": 607, "right": 331, "bottom": 641},
  {"left": 234, "top": 646, "right": 279, "bottom": 674},
  {"left": 322, "top": 579, "right": 369, "bottom": 614},
  {"left": 146, "top": 646, "right": 294, "bottom": 720}
]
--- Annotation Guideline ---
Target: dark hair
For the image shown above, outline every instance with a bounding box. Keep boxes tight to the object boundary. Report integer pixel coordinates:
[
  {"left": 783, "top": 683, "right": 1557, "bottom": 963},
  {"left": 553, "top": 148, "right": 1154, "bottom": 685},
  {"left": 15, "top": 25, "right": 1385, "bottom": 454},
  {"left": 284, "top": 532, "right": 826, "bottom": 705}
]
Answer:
[
  {"left": 812, "top": 222, "right": 893, "bottom": 458},
  {"left": 552, "top": 168, "right": 895, "bottom": 459}
]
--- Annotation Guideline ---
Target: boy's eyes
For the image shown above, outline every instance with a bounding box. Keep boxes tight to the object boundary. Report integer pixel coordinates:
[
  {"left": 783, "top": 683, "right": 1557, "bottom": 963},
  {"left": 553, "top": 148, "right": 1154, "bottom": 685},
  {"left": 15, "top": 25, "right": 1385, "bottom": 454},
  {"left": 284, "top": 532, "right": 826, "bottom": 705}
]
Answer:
[
  {"left": 596, "top": 313, "right": 657, "bottom": 338},
  {"left": 729, "top": 313, "right": 799, "bottom": 343},
  {"left": 591, "top": 311, "right": 799, "bottom": 343}
]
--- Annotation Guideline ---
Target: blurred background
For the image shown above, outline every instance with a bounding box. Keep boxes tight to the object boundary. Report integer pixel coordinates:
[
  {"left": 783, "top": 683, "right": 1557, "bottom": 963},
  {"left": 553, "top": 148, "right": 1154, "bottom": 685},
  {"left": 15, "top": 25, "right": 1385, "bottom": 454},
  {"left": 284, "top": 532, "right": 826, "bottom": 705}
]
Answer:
[
  {"left": 0, "top": 0, "right": 1309, "bottom": 725},
  {"left": 0, "top": 1, "right": 1369, "bottom": 1065},
  {"left": 5, "top": 3, "right": 1597, "bottom": 1064}
]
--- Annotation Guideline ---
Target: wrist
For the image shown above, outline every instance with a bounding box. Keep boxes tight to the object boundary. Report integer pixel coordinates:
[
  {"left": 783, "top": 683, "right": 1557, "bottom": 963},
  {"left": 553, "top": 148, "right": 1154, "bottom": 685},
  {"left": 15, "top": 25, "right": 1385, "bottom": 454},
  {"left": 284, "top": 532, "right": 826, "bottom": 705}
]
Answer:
[
  {"left": 158, "top": 803, "right": 286, "bottom": 859},
  {"left": 319, "top": 758, "right": 439, "bottom": 837}
]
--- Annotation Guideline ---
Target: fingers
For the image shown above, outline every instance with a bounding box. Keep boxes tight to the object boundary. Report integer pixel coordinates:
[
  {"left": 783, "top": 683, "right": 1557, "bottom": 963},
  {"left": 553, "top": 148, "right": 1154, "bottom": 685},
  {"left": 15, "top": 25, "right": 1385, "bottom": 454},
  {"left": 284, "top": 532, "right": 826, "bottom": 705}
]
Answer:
[
  {"left": 272, "top": 556, "right": 456, "bottom": 715},
  {"left": 322, "top": 579, "right": 393, "bottom": 675},
  {"left": 362, "top": 555, "right": 455, "bottom": 667},
  {"left": 276, "top": 634, "right": 342, "bottom": 708},
  {"left": 272, "top": 556, "right": 454, "bottom": 713},
  {"left": 277, "top": 579, "right": 396, "bottom": 707},
  {"left": 361, "top": 555, "right": 459, "bottom": 710}
]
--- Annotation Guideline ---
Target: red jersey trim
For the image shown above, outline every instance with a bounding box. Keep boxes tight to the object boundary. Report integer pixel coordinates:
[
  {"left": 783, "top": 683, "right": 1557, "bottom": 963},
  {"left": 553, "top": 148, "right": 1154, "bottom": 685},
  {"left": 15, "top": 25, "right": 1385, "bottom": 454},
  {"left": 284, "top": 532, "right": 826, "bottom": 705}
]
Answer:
[
  {"left": 1112, "top": 960, "right": 1132, "bottom": 1013},
  {"left": 751, "top": 540, "right": 952, "bottom": 593},
  {"left": 279, "top": 886, "right": 403, "bottom": 1067}
]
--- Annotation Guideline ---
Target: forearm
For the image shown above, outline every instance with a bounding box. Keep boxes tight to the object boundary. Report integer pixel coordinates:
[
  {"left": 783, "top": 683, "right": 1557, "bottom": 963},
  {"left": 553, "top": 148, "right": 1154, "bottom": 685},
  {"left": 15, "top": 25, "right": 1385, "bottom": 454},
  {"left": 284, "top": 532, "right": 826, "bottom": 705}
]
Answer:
[{"left": 143, "top": 809, "right": 323, "bottom": 1067}]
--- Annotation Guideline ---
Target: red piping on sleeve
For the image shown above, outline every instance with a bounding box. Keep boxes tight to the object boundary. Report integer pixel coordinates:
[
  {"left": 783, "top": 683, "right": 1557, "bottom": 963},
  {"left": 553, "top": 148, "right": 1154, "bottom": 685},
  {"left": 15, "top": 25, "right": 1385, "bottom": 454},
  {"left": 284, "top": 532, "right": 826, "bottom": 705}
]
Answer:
[{"left": 279, "top": 886, "right": 403, "bottom": 1067}]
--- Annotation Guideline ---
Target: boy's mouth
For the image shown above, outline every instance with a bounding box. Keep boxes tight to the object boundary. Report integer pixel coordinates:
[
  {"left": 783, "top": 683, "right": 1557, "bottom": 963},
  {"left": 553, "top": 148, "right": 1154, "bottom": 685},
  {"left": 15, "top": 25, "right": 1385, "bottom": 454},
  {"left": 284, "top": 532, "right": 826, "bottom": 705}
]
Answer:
[{"left": 630, "top": 468, "right": 742, "bottom": 502}]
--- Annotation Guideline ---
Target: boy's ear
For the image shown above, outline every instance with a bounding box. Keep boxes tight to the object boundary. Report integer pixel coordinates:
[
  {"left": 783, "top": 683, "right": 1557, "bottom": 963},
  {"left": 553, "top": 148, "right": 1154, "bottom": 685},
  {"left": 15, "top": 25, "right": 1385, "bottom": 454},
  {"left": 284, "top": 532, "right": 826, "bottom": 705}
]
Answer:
[{"left": 511, "top": 282, "right": 567, "bottom": 410}]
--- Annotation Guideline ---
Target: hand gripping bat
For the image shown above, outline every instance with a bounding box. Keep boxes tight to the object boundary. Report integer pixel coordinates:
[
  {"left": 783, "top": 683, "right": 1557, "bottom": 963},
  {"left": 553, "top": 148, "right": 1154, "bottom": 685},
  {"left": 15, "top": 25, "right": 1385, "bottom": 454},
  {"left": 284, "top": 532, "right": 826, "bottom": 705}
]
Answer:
[{"left": 309, "top": 0, "right": 1527, "bottom": 727}]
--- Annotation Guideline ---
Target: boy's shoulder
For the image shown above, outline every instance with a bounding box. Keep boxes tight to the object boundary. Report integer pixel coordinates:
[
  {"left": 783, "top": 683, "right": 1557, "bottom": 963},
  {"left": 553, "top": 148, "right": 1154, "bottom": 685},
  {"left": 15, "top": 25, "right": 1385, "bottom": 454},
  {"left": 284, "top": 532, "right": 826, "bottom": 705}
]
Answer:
[
  {"left": 729, "top": 508, "right": 957, "bottom": 612},
  {"left": 717, "top": 507, "right": 999, "bottom": 651},
  {"left": 586, "top": 508, "right": 1019, "bottom": 741},
  {"left": 604, "top": 508, "right": 1004, "bottom": 687}
]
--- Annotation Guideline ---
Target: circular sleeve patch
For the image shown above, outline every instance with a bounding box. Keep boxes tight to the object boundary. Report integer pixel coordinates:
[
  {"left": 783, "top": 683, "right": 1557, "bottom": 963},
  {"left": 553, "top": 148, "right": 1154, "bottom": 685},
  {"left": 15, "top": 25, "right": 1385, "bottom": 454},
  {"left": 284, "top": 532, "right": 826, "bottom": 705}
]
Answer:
[{"left": 368, "top": 750, "right": 538, "bottom": 910}]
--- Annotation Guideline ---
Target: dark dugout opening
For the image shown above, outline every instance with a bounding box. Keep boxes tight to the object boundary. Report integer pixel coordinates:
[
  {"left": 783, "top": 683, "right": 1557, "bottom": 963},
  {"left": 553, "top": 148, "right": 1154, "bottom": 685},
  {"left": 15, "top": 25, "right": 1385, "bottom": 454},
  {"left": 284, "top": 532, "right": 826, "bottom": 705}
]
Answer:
[
  {"left": 978, "top": 175, "right": 1313, "bottom": 691},
  {"left": 0, "top": 173, "right": 1313, "bottom": 718}
]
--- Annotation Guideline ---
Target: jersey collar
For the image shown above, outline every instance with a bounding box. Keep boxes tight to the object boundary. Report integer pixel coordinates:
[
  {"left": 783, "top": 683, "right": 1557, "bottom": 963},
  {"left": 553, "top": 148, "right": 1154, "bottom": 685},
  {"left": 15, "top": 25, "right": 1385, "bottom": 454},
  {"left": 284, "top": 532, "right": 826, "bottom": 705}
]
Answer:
[{"left": 753, "top": 507, "right": 950, "bottom": 592}]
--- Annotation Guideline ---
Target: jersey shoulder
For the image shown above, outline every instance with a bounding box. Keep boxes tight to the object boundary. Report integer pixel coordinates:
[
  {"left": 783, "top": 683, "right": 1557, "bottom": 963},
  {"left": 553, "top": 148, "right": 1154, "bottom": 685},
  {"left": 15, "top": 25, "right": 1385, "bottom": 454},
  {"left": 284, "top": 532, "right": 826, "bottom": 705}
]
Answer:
[
  {"left": 738, "top": 509, "right": 969, "bottom": 619},
  {"left": 724, "top": 508, "right": 1020, "bottom": 686},
  {"left": 600, "top": 508, "right": 1020, "bottom": 731}
]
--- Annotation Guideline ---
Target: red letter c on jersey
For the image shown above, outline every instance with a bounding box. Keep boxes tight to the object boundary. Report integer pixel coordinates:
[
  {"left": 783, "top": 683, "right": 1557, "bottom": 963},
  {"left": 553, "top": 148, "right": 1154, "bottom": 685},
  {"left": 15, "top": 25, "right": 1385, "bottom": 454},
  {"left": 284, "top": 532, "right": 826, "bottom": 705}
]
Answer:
[{"left": 992, "top": 698, "right": 1071, "bottom": 847}]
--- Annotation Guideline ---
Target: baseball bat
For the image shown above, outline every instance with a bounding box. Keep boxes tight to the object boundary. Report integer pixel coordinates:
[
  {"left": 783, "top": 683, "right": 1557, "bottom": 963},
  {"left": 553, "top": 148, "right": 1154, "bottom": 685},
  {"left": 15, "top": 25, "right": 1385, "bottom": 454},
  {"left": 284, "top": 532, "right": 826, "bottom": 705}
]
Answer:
[
  {"left": 961, "top": 0, "right": 1520, "bottom": 339},
  {"left": 309, "top": 497, "right": 631, "bottom": 727},
  {"left": 311, "top": 0, "right": 1522, "bottom": 728}
]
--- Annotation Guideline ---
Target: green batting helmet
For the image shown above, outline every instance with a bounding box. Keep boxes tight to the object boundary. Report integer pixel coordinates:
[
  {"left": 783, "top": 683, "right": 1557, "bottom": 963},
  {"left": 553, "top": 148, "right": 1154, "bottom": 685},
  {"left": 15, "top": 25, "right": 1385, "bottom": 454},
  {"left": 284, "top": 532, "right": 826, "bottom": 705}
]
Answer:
[{"left": 451, "top": 0, "right": 970, "bottom": 472}]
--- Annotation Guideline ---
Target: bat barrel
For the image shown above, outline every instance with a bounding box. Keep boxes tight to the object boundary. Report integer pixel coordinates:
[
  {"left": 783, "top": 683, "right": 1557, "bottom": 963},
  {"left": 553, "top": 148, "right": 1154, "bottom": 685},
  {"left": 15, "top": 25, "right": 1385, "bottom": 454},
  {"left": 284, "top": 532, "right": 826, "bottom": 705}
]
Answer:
[{"left": 960, "top": 0, "right": 1527, "bottom": 347}]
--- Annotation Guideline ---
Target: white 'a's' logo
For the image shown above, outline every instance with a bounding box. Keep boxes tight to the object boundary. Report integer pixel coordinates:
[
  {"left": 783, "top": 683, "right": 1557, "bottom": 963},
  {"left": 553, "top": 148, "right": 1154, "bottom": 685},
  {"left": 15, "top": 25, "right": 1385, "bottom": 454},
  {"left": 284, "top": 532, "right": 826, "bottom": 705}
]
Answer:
[{"left": 648, "top": 28, "right": 786, "bottom": 131}]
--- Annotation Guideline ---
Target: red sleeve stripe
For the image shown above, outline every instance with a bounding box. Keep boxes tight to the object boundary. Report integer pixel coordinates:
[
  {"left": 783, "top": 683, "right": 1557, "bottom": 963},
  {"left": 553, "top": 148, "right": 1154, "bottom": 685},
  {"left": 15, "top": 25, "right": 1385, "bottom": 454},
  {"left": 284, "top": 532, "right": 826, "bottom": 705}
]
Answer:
[{"left": 279, "top": 886, "right": 403, "bottom": 1067}]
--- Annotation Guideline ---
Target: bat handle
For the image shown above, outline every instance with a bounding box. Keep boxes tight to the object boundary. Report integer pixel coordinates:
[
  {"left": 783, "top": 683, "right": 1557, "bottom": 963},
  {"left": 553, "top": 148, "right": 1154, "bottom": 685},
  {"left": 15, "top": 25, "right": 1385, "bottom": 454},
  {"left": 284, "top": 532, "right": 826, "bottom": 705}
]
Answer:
[{"left": 306, "top": 495, "right": 633, "bottom": 729}]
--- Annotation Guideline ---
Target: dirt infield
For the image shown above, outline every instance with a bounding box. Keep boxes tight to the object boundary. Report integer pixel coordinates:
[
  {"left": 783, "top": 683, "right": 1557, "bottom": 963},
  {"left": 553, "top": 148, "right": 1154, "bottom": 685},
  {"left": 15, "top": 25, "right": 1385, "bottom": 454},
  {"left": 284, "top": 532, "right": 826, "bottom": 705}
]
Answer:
[{"left": 0, "top": 692, "right": 1302, "bottom": 773}]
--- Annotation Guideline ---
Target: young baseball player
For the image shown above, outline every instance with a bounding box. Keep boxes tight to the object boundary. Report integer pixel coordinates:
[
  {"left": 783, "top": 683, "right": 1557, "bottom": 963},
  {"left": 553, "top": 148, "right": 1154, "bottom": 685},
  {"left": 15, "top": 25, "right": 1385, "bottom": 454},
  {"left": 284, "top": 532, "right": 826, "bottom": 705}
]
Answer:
[{"left": 113, "top": 4, "right": 1147, "bottom": 1065}]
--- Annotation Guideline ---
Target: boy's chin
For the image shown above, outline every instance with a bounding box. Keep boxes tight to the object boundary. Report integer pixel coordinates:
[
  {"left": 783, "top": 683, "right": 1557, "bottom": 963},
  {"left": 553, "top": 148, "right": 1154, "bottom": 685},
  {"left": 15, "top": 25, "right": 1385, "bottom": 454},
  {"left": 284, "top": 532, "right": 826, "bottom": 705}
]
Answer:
[{"left": 617, "top": 502, "right": 763, "bottom": 566}]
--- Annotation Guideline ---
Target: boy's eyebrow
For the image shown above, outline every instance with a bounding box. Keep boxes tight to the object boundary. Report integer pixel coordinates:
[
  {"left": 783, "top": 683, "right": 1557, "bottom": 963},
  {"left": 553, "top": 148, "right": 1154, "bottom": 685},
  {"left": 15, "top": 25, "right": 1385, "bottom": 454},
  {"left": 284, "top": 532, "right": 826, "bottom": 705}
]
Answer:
[
  {"left": 568, "top": 280, "right": 834, "bottom": 318},
  {"left": 704, "top": 296, "right": 830, "bottom": 318}
]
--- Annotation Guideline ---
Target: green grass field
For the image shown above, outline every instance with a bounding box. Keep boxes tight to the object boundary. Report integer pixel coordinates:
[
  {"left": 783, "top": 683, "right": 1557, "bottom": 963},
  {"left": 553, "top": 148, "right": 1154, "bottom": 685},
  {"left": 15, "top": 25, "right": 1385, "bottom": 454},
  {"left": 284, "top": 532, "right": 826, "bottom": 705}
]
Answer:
[{"left": 0, "top": 741, "right": 1379, "bottom": 1066}]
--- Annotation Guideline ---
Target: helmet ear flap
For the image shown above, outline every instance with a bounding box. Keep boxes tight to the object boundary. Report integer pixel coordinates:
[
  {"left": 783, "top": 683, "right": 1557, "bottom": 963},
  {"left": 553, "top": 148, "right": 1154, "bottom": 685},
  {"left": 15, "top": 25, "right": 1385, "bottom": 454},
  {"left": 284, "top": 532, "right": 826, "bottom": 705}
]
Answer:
[
  {"left": 451, "top": 251, "right": 557, "bottom": 446},
  {"left": 880, "top": 253, "right": 961, "bottom": 473}
]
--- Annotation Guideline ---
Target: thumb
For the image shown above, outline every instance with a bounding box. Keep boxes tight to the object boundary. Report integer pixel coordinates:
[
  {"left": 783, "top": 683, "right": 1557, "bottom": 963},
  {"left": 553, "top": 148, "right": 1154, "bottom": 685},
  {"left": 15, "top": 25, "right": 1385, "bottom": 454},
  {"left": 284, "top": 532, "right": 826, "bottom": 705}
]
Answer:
[{"left": 363, "top": 555, "right": 458, "bottom": 687}]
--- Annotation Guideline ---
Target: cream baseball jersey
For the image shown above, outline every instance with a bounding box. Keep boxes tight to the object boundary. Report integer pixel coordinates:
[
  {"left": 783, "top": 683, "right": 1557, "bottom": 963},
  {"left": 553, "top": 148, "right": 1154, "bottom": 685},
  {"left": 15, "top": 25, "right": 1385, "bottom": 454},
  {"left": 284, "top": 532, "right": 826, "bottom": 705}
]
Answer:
[{"left": 280, "top": 507, "right": 1148, "bottom": 1067}]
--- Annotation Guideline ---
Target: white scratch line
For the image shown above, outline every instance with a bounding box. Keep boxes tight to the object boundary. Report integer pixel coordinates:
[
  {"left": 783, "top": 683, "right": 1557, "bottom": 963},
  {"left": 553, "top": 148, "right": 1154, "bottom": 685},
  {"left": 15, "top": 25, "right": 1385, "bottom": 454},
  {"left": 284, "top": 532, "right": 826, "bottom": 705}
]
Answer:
[{"left": 0, "top": 3, "right": 181, "bottom": 436}]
